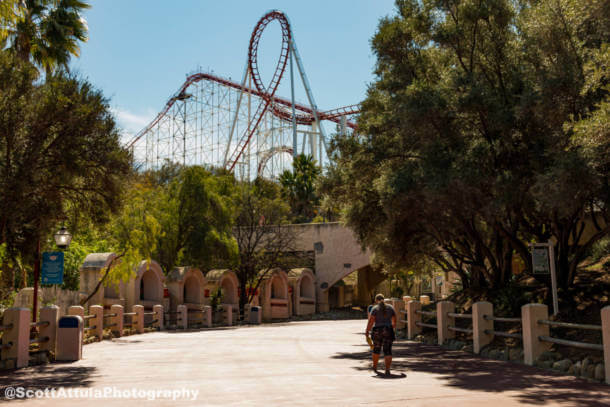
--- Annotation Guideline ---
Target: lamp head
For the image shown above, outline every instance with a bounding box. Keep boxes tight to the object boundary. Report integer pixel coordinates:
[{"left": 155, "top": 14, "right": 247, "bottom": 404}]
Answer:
[{"left": 54, "top": 226, "right": 72, "bottom": 249}]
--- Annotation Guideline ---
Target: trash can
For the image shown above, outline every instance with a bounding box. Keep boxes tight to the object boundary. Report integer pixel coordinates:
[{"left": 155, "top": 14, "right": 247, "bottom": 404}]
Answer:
[
  {"left": 249, "top": 306, "right": 261, "bottom": 324},
  {"left": 56, "top": 315, "right": 83, "bottom": 361}
]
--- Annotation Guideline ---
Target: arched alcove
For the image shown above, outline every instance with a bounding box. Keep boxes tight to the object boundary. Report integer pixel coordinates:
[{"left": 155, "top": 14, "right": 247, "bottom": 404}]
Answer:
[
  {"left": 166, "top": 267, "right": 207, "bottom": 312},
  {"left": 220, "top": 277, "right": 237, "bottom": 304},
  {"left": 260, "top": 268, "right": 289, "bottom": 321},
  {"left": 300, "top": 275, "right": 315, "bottom": 299},
  {"left": 205, "top": 269, "right": 239, "bottom": 324},
  {"left": 271, "top": 275, "right": 286, "bottom": 299},
  {"left": 128, "top": 260, "right": 165, "bottom": 310},
  {"left": 184, "top": 275, "right": 202, "bottom": 304},
  {"left": 288, "top": 268, "right": 316, "bottom": 316}
]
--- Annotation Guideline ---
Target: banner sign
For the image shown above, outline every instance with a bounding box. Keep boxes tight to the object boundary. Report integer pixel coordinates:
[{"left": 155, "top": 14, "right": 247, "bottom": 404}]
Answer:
[{"left": 41, "top": 252, "right": 64, "bottom": 284}]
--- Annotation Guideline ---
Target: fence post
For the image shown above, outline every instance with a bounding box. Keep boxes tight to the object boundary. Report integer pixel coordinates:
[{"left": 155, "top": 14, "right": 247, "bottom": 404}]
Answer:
[
  {"left": 153, "top": 305, "right": 164, "bottom": 330},
  {"left": 68, "top": 305, "right": 85, "bottom": 344},
  {"left": 521, "top": 303, "right": 551, "bottom": 365},
  {"left": 89, "top": 305, "right": 103, "bottom": 341},
  {"left": 437, "top": 301, "right": 455, "bottom": 345},
  {"left": 68, "top": 305, "right": 85, "bottom": 320},
  {"left": 177, "top": 304, "right": 187, "bottom": 329},
  {"left": 472, "top": 301, "right": 494, "bottom": 354},
  {"left": 39, "top": 305, "right": 59, "bottom": 354},
  {"left": 110, "top": 304, "right": 124, "bottom": 337},
  {"left": 133, "top": 305, "right": 144, "bottom": 334},
  {"left": 1, "top": 308, "right": 30, "bottom": 368},
  {"left": 420, "top": 295, "right": 430, "bottom": 305},
  {"left": 204, "top": 306, "right": 212, "bottom": 328},
  {"left": 407, "top": 300, "right": 422, "bottom": 340},
  {"left": 601, "top": 305, "right": 610, "bottom": 385},
  {"left": 391, "top": 299, "right": 405, "bottom": 331}
]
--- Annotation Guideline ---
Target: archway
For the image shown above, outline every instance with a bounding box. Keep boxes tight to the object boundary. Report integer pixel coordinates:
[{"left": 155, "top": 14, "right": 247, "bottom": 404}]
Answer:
[
  {"left": 166, "top": 267, "right": 206, "bottom": 309},
  {"left": 128, "top": 260, "right": 165, "bottom": 310},
  {"left": 184, "top": 275, "right": 202, "bottom": 304},
  {"left": 288, "top": 268, "right": 316, "bottom": 316},
  {"left": 165, "top": 267, "right": 207, "bottom": 326},
  {"left": 260, "top": 268, "right": 289, "bottom": 321},
  {"left": 205, "top": 269, "right": 239, "bottom": 323}
]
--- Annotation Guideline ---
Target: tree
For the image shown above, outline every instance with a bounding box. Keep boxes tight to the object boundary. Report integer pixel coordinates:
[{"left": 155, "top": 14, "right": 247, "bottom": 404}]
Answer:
[
  {"left": 323, "top": 0, "right": 609, "bottom": 293},
  {"left": 279, "top": 154, "right": 321, "bottom": 223},
  {"left": 233, "top": 179, "right": 297, "bottom": 317},
  {"left": 76, "top": 177, "right": 165, "bottom": 305},
  {"left": 106, "top": 165, "right": 239, "bottom": 275},
  {"left": 77, "top": 165, "right": 240, "bottom": 303},
  {"left": 1, "top": 0, "right": 90, "bottom": 73},
  {"left": 0, "top": 1, "right": 19, "bottom": 28},
  {"left": 0, "top": 52, "right": 131, "bottom": 297},
  {"left": 155, "top": 166, "right": 238, "bottom": 272}
]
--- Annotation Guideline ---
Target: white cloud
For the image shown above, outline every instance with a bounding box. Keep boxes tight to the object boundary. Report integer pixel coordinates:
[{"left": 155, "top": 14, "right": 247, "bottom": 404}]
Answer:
[{"left": 111, "top": 107, "right": 156, "bottom": 145}]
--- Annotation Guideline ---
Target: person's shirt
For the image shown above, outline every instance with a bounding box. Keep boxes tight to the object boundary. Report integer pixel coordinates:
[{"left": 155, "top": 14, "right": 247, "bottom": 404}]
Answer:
[{"left": 370, "top": 304, "right": 395, "bottom": 327}]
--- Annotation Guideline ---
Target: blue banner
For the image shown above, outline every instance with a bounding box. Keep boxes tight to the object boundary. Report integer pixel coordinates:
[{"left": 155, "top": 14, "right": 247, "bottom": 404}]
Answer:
[{"left": 41, "top": 252, "right": 64, "bottom": 284}]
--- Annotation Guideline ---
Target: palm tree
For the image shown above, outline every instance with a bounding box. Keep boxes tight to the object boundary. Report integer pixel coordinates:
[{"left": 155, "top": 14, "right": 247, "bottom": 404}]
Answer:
[
  {"left": 279, "top": 154, "right": 321, "bottom": 222},
  {"left": 0, "top": 0, "right": 19, "bottom": 42},
  {"left": 1, "top": 0, "right": 90, "bottom": 73},
  {"left": 0, "top": 1, "right": 19, "bottom": 22}
]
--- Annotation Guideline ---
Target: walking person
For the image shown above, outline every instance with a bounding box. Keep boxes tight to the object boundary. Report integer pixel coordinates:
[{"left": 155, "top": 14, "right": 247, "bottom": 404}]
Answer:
[{"left": 365, "top": 294, "right": 396, "bottom": 375}]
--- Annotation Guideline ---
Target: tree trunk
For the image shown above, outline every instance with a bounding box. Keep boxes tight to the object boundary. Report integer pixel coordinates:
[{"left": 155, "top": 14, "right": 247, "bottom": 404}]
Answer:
[{"left": 238, "top": 274, "right": 248, "bottom": 322}]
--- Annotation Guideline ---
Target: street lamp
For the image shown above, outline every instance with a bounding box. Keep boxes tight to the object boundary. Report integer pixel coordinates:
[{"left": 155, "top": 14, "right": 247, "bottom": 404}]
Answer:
[
  {"left": 53, "top": 226, "right": 72, "bottom": 249},
  {"left": 33, "top": 226, "right": 72, "bottom": 322}
]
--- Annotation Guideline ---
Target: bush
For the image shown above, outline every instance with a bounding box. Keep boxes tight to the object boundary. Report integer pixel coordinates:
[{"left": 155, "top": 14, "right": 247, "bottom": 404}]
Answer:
[
  {"left": 210, "top": 287, "right": 223, "bottom": 312},
  {"left": 391, "top": 285, "right": 404, "bottom": 298},
  {"left": 590, "top": 237, "right": 610, "bottom": 263},
  {"left": 491, "top": 280, "right": 532, "bottom": 316}
]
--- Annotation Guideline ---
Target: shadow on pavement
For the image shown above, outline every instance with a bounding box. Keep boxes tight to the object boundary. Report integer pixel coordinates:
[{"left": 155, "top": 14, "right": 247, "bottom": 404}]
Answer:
[
  {"left": 0, "top": 365, "right": 97, "bottom": 400},
  {"left": 372, "top": 372, "right": 407, "bottom": 380},
  {"left": 332, "top": 341, "right": 610, "bottom": 406}
]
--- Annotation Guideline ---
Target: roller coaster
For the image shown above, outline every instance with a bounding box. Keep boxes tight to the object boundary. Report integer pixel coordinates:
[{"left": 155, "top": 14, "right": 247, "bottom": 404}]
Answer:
[{"left": 127, "top": 10, "right": 359, "bottom": 179}]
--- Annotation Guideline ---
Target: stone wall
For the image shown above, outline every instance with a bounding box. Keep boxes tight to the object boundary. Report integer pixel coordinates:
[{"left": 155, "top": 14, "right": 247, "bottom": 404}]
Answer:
[{"left": 14, "top": 286, "right": 81, "bottom": 316}]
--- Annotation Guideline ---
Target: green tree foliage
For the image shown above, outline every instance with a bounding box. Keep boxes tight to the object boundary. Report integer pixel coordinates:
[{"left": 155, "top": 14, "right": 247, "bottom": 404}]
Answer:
[
  {"left": 233, "top": 178, "right": 296, "bottom": 316},
  {"left": 156, "top": 166, "right": 238, "bottom": 272},
  {"left": 78, "top": 165, "right": 239, "bottom": 303},
  {"left": 322, "top": 0, "right": 609, "bottom": 292},
  {"left": 77, "top": 180, "right": 164, "bottom": 305},
  {"left": 1, "top": 0, "right": 90, "bottom": 73},
  {"left": 0, "top": 1, "right": 19, "bottom": 28},
  {"left": 0, "top": 52, "right": 130, "bottom": 297},
  {"left": 109, "top": 165, "right": 238, "bottom": 273},
  {"left": 279, "top": 154, "right": 321, "bottom": 223}
]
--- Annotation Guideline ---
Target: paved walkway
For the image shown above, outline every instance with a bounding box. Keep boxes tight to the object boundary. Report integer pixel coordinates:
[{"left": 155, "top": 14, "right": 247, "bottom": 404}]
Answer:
[{"left": 1, "top": 320, "right": 609, "bottom": 406}]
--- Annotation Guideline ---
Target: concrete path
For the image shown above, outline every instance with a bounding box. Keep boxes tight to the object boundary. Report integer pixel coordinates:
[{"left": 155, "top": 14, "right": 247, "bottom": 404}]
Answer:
[{"left": 1, "top": 320, "right": 609, "bottom": 406}]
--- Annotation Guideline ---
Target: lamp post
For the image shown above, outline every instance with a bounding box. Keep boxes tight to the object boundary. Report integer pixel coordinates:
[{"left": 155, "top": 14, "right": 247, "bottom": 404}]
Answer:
[
  {"left": 32, "top": 226, "right": 72, "bottom": 322},
  {"left": 54, "top": 226, "right": 72, "bottom": 249}
]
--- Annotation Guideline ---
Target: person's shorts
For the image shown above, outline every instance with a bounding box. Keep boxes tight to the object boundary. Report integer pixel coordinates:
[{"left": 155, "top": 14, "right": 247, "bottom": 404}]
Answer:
[{"left": 371, "top": 326, "right": 394, "bottom": 355}]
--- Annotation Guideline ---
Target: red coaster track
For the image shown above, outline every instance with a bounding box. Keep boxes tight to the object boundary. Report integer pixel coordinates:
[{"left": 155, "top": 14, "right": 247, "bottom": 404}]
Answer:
[{"left": 127, "top": 10, "right": 359, "bottom": 172}]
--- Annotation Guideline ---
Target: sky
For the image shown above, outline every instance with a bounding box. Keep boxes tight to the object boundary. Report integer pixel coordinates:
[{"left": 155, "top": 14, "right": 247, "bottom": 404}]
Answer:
[{"left": 70, "top": 0, "right": 398, "bottom": 142}]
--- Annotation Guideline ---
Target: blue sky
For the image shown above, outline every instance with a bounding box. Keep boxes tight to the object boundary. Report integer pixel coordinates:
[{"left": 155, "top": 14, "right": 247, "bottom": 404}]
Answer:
[{"left": 70, "top": 1, "right": 397, "bottom": 141}]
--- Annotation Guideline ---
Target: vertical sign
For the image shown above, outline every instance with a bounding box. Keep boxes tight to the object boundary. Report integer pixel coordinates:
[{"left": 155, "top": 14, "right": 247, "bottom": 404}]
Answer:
[
  {"left": 532, "top": 247, "right": 550, "bottom": 274},
  {"left": 41, "top": 251, "right": 64, "bottom": 285},
  {"left": 530, "top": 242, "right": 558, "bottom": 315}
]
